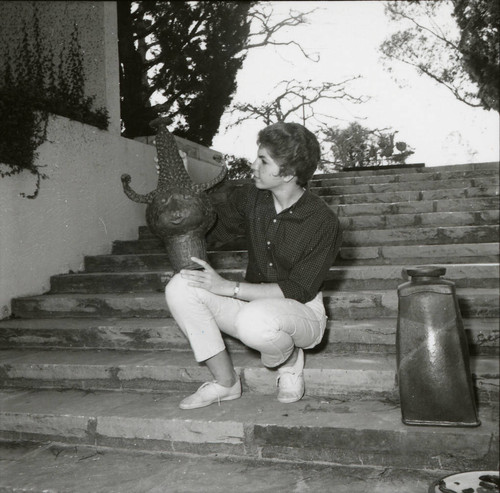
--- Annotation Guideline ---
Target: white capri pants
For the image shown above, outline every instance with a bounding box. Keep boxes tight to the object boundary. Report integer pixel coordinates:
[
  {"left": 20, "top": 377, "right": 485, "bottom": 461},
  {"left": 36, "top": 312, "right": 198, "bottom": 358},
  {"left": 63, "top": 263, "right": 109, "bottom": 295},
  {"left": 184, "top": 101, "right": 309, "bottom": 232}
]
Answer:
[{"left": 165, "top": 273, "right": 327, "bottom": 367}]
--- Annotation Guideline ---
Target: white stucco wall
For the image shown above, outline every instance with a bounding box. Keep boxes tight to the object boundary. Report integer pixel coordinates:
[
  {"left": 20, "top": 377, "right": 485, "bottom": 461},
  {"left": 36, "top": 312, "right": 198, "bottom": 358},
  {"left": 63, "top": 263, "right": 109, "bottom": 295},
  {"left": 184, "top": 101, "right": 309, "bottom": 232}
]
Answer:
[
  {"left": 0, "top": 1, "right": 226, "bottom": 319},
  {"left": 0, "top": 115, "right": 156, "bottom": 319}
]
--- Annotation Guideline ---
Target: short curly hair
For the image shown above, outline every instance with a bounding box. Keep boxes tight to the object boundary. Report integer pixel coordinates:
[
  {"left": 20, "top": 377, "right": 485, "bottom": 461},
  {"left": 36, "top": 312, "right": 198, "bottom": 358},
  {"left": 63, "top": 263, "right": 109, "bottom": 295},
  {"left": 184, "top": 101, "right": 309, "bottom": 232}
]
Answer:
[{"left": 257, "top": 122, "right": 321, "bottom": 187}]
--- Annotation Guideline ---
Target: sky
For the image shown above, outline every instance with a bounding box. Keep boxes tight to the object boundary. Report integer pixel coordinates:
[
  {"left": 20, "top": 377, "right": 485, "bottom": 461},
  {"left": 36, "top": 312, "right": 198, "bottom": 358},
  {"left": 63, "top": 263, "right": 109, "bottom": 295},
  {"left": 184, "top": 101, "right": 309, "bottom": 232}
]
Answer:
[{"left": 211, "top": 1, "right": 499, "bottom": 168}]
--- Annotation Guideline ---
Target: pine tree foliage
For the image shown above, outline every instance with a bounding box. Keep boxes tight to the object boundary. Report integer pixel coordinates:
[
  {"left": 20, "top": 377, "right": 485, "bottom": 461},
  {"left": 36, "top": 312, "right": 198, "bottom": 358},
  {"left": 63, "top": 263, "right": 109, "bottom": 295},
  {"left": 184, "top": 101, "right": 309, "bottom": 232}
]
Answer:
[
  {"left": 118, "top": 1, "right": 254, "bottom": 144},
  {"left": 453, "top": 0, "right": 499, "bottom": 111}
]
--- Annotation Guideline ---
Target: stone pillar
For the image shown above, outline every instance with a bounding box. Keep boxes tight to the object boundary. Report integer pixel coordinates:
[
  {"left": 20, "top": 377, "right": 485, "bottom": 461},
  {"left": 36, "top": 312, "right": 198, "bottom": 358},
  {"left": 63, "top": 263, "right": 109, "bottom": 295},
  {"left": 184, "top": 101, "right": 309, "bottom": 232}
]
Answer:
[{"left": 0, "top": 1, "right": 120, "bottom": 134}]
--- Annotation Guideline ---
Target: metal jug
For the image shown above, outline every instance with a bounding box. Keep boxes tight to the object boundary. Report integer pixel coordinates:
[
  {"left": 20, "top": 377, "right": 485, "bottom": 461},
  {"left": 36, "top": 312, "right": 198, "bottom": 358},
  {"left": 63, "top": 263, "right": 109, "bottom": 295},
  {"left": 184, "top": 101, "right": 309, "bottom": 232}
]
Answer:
[{"left": 396, "top": 265, "right": 480, "bottom": 427}]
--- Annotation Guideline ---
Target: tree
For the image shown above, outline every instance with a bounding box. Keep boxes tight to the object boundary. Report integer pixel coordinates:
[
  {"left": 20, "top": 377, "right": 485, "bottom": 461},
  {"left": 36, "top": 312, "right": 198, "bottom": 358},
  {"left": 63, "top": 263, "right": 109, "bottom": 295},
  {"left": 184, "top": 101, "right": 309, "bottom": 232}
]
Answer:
[
  {"left": 229, "top": 78, "right": 367, "bottom": 128},
  {"left": 453, "top": 0, "right": 499, "bottom": 111},
  {"left": 118, "top": 1, "right": 318, "bottom": 144},
  {"left": 223, "top": 154, "right": 252, "bottom": 180},
  {"left": 321, "top": 122, "right": 415, "bottom": 170},
  {"left": 118, "top": 1, "right": 253, "bottom": 144},
  {"left": 380, "top": 0, "right": 499, "bottom": 112}
]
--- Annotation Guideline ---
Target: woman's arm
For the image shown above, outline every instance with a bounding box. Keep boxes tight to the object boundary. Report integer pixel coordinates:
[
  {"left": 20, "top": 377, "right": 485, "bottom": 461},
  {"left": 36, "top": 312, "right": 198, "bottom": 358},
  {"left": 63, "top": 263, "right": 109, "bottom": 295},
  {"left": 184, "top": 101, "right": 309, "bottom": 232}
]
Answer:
[{"left": 180, "top": 257, "right": 284, "bottom": 301}]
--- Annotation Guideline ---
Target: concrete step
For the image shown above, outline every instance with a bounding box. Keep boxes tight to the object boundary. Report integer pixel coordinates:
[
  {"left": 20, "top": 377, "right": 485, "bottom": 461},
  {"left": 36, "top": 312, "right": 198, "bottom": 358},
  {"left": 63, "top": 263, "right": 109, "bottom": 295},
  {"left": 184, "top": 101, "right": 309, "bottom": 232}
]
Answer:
[
  {"left": 0, "top": 349, "right": 398, "bottom": 397},
  {"left": 312, "top": 161, "right": 499, "bottom": 180},
  {"left": 138, "top": 209, "right": 499, "bottom": 239},
  {"left": 311, "top": 164, "right": 499, "bottom": 186},
  {"left": 0, "top": 388, "right": 497, "bottom": 471},
  {"left": 10, "top": 288, "right": 499, "bottom": 320},
  {"left": 85, "top": 243, "right": 500, "bottom": 272},
  {"left": 112, "top": 225, "right": 499, "bottom": 254},
  {"left": 320, "top": 185, "right": 498, "bottom": 206},
  {"left": 0, "top": 442, "right": 453, "bottom": 493},
  {"left": 343, "top": 224, "right": 499, "bottom": 246},
  {"left": 0, "top": 349, "right": 497, "bottom": 405},
  {"left": 0, "top": 317, "right": 497, "bottom": 356},
  {"left": 311, "top": 175, "right": 499, "bottom": 197},
  {"left": 49, "top": 264, "right": 500, "bottom": 294},
  {"left": 340, "top": 209, "right": 499, "bottom": 230},
  {"left": 338, "top": 242, "right": 500, "bottom": 265},
  {"left": 333, "top": 196, "right": 500, "bottom": 217}
]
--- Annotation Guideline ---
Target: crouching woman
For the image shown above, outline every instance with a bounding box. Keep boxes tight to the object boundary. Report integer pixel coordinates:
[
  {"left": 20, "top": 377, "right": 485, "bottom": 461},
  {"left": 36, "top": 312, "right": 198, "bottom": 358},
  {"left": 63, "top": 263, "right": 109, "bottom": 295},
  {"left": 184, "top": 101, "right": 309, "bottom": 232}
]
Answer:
[{"left": 165, "top": 122, "right": 342, "bottom": 410}]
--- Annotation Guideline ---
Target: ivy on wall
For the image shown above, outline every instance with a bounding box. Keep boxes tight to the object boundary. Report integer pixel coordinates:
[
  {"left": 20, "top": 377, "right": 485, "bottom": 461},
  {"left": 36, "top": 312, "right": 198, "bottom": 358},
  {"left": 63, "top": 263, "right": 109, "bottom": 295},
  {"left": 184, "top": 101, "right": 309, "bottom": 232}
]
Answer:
[{"left": 0, "top": 8, "right": 109, "bottom": 198}]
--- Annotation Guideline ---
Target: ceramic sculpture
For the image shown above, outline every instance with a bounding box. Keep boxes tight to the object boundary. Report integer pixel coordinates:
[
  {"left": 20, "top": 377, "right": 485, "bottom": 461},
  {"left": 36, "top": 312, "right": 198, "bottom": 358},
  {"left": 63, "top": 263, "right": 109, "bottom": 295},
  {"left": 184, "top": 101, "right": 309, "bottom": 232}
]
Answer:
[{"left": 120, "top": 118, "right": 227, "bottom": 272}]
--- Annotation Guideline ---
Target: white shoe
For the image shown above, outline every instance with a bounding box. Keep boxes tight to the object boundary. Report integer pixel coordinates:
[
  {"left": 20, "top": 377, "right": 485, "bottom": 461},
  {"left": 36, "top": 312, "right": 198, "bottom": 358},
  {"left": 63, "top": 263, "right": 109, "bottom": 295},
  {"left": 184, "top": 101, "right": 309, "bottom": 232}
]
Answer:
[
  {"left": 276, "top": 348, "right": 305, "bottom": 403},
  {"left": 179, "top": 379, "right": 241, "bottom": 410}
]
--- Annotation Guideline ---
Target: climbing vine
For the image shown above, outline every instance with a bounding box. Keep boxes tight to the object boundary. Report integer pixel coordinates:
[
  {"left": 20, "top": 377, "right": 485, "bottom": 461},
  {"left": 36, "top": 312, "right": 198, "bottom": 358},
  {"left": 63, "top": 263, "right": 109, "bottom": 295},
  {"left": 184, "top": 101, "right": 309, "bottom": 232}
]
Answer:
[{"left": 0, "top": 9, "right": 109, "bottom": 198}]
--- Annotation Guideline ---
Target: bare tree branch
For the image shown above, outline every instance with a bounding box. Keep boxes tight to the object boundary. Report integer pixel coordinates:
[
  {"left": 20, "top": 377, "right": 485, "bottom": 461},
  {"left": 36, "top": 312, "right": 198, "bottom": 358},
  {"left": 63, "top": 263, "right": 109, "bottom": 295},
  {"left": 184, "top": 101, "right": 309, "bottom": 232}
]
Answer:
[
  {"left": 228, "top": 78, "right": 368, "bottom": 128},
  {"left": 243, "top": 4, "right": 320, "bottom": 61},
  {"left": 385, "top": 2, "right": 460, "bottom": 52},
  {"left": 385, "top": 50, "right": 482, "bottom": 108}
]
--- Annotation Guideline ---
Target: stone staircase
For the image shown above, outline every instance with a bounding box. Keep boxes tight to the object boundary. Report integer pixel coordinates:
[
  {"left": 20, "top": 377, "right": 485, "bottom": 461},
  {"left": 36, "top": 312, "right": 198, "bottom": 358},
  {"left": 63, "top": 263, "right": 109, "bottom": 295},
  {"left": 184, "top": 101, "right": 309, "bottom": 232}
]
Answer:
[{"left": 0, "top": 162, "right": 498, "bottom": 479}]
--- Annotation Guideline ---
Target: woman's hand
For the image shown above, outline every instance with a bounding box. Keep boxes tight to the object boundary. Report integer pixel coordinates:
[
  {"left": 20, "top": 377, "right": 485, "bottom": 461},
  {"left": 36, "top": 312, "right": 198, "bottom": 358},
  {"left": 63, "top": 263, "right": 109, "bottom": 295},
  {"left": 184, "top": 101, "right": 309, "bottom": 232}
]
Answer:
[{"left": 180, "top": 257, "right": 234, "bottom": 297}]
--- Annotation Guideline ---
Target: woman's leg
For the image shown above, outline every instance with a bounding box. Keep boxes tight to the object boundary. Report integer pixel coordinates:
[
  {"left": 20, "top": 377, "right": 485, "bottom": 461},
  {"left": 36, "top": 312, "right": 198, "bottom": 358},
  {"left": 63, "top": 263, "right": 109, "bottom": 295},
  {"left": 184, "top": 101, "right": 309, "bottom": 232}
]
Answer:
[
  {"left": 165, "top": 274, "right": 248, "bottom": 409},
  {"left": 165, "top": 274, "right": 245, "bottom": 363},
  {"left": 233, "top": 293, "right": 326, "bottom": 368},
  {"left": 230, "top": 293, "right": 326, "bottom": 403},
  {"left": 204, "top": 349, "right": 238, "bottom": 387}
]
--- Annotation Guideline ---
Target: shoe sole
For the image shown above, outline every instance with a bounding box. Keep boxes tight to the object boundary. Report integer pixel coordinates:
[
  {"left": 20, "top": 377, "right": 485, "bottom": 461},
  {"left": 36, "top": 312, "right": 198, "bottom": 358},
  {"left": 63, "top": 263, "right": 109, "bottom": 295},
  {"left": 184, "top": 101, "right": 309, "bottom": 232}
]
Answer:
[
  {"left": 277, "top": 393, "right": 305, "bottom": 404},
  {"left": 179, "top": 393, "right": 241, "bottom": 410}
]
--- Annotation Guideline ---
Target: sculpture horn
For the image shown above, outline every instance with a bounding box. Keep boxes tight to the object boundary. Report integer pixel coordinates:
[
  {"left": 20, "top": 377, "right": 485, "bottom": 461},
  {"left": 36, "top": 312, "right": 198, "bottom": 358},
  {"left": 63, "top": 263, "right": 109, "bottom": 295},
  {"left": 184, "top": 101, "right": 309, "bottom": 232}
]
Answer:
[{"left": 193, "top": 165, "right": 227, "bottom": 193}]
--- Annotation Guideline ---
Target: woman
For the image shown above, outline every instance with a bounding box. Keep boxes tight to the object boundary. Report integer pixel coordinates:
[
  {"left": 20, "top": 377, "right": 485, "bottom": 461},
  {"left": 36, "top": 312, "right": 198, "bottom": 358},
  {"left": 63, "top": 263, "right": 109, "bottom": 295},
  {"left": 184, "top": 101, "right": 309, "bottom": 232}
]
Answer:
[{"left": 165, "top": 122, "right": 342, "bottom": 410}]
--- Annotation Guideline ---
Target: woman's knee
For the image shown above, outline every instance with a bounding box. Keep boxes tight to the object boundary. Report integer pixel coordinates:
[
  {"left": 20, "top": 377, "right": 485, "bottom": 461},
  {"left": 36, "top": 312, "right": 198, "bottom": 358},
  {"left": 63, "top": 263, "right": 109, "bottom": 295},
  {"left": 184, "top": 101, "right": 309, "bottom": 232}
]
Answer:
[
  {"left": 165, "top": 273, "right": 191, "bottom": 305},
  {"left": 235, "top": 300, "right": 280, "bottom": 346}
]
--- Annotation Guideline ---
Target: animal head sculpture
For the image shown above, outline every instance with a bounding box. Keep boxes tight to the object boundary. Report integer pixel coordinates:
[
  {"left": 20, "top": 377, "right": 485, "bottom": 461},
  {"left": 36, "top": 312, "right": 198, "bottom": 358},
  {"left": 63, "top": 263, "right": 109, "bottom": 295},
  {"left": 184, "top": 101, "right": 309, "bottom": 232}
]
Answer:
[{"left": 120, "top": 118, "right": 227, "bottom": 271}]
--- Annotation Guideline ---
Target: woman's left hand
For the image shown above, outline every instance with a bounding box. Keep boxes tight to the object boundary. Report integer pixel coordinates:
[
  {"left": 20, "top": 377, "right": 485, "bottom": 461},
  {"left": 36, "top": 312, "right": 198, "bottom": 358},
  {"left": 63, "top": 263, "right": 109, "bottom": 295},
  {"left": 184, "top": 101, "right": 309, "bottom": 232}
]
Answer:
[{"left": 180, "top": 257, "right": 233, "bottom": 296}]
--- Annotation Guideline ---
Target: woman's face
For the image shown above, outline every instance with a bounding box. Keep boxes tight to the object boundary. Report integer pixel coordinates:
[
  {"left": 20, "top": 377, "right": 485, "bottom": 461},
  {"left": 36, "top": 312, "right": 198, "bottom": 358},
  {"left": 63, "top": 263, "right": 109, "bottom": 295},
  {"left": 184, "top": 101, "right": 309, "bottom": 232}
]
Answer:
[{"left": 251, "top": 146, "right": 291, "bottom": 191}]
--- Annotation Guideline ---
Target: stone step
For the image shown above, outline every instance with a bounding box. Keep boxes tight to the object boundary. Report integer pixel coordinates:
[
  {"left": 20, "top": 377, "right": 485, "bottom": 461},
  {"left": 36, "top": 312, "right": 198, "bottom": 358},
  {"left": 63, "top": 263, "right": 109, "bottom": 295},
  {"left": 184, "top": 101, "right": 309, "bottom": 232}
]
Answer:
[
  {"left": 311, "top": 175, "right": 499, "bottom": 197},
  {"left": 0, "top": 317, "right": 497, "bottom": 356},
  {"left": 10, "top": 288, "right": 499, "bottom": 320},
  {"left": 138, "top": 209, "right": 499, "bottom": 239},
  {"left": 320, "top": 185, "right": 498, "bottom": 206},
  {"left": 113, "top": 225, "right": 499, "bottom": 254},
  {"left": 311, "top": 164, "right": 499, "bottom": 186},
  {"left": 0, "top": 388, "right": 497, "bottom": 471},
  {"left": 312, "top": 161, "right": 499, "bottom": 181},
  {"left": 85, "top": 243, "right": 500, "bottom": 272},
  {"left": 342, "top": 209, "right": 499, "bottom": 230},
  {"left": 0, "top": 349, "right": 397, "bottom": 397},
  {"left": 338, "top": 242, "right": 499, "bottom": 265},
  {"left": 0, "top": 441, "right": 452, "bottom": 493},
  {"left": 343, "top": 224, "right": 499, "bottom": 246},
  {"left": 208, "top": 190, "right": 500, "bottom": 218},
  {"left": 49, "top": 264, "right": 500, "bottom": 294},
  {"left": 0, "top": 349, "right": 497, "bottom": 404},
  {"left": 333, "top": 196, "right": 500, "bottom": 217}
]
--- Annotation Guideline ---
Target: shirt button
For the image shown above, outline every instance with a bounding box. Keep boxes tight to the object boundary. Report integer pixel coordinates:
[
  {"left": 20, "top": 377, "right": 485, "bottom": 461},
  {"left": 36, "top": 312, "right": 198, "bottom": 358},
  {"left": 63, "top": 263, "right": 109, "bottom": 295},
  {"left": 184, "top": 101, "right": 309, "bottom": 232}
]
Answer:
[
  {"left": 273, "top": 219, "right": 277, "bottom": 223},
  {"left": 267, "top": 241, "right": 271, "bottom": 245},
  {"left": 269, "top": 262, "right": 273, "bottom": 267}
]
